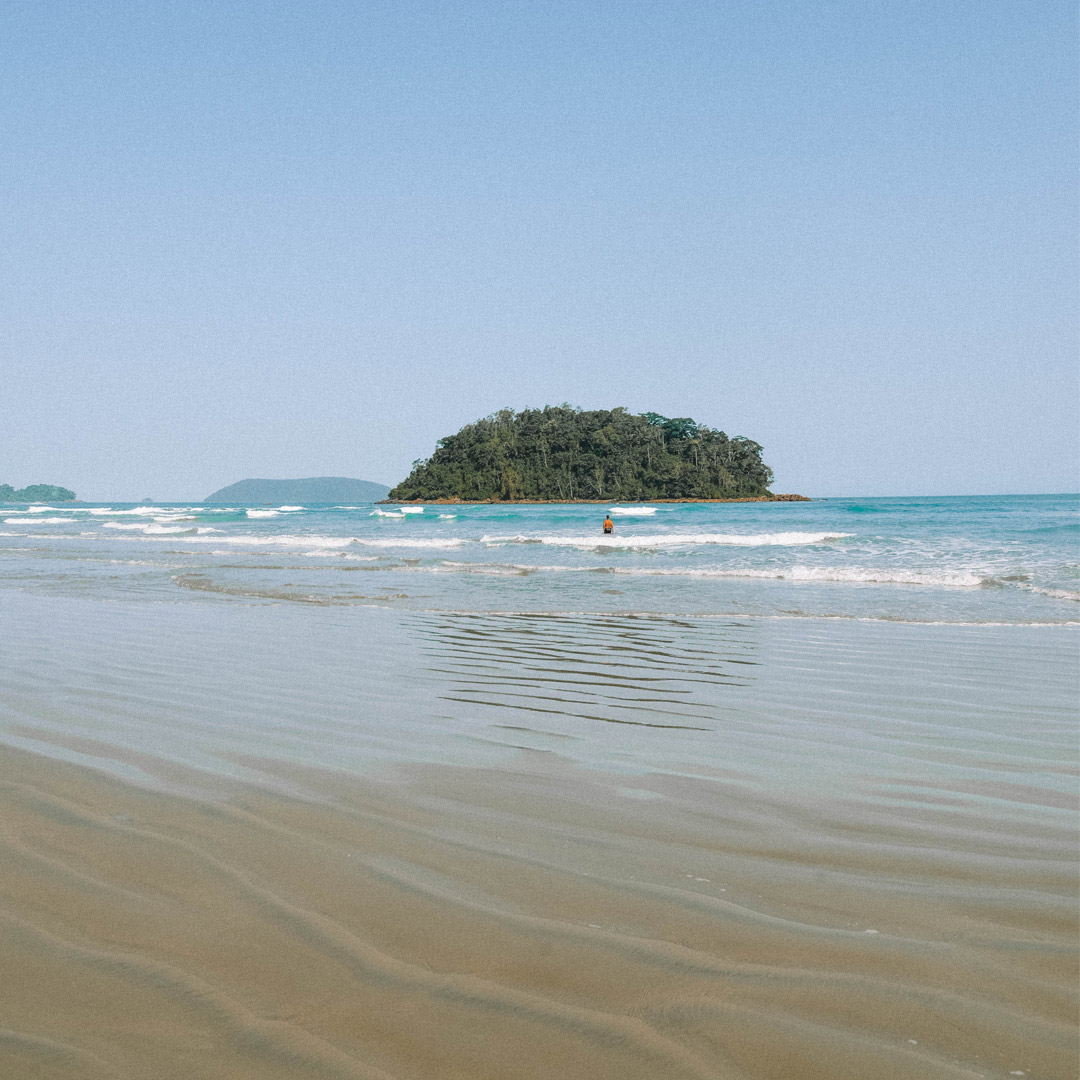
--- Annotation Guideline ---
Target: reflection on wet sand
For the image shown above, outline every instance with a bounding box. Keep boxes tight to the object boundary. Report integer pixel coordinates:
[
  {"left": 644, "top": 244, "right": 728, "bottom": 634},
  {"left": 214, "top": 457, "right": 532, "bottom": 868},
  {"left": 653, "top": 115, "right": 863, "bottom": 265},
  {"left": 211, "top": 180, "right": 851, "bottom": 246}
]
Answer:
[{"left": 416, "top": 611, "right": 758, "bottom": 730}]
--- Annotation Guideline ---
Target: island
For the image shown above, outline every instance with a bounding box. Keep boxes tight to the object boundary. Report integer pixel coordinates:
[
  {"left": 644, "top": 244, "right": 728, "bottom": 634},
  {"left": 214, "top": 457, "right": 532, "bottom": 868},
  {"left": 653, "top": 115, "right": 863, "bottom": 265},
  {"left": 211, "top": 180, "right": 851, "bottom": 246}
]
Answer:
[
  {"left": 204, "top": 477, "right": 391, "bottom": 504},
  {"left": 0, "top": 483, "right": 76, "bottom": 502},
  {"left": 388, "top": 406, "right": 806, "bottom": 502}
]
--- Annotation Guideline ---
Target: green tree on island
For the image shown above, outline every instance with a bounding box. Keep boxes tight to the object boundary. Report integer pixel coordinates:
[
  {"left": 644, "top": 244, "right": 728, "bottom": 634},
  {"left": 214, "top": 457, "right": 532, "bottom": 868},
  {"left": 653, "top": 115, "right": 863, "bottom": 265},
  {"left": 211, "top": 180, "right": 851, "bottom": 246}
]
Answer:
[
  {"left": 388, "top": 406, "right": 774, "bottom": 502},
  {"left": 0, "top": 483, "right": 77, "bottom": 502}
]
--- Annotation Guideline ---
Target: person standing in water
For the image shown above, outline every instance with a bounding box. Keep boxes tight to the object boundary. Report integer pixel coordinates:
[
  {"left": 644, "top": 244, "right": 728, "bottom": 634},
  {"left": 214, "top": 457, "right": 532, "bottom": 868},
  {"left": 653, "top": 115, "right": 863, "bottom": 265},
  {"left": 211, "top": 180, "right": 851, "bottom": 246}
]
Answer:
[{"left": 602, "top": 515, "right": 614, "bottom": 535}]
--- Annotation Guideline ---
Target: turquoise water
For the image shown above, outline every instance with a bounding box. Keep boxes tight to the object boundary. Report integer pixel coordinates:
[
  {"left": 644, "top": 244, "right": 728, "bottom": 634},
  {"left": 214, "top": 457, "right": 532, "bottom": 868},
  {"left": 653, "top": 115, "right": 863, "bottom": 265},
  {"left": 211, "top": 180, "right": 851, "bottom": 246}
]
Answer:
[{"left": 1, "top": 494, "right": 1076, "bottom": 623}]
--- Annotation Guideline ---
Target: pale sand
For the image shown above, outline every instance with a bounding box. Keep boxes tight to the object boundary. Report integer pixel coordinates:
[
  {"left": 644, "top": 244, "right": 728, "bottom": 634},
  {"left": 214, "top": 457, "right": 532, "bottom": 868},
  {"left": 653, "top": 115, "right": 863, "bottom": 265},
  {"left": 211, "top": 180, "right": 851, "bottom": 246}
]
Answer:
[
  {"left": 0, "top": 593, "right": 1076, "bottom": 1078},
  {"left": 1, "top": 742, "right": 1075, "bottom": 1080}
]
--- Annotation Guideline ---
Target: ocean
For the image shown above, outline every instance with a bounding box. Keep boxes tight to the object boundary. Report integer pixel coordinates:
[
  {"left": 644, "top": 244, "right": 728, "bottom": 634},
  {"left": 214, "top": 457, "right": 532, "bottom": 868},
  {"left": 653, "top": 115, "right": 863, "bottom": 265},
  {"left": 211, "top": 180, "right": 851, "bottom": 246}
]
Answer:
[
  {"left": 1, "top": 493, "right": 1077, "bottom": 621},
  {"left": 0, "top": 494, "right": 1076, "bottom": 1079}
]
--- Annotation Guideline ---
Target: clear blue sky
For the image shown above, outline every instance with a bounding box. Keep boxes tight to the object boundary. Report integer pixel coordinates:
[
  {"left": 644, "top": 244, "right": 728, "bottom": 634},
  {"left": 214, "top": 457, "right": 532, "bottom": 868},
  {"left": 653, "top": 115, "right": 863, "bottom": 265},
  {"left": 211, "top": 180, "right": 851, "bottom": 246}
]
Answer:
[{"left": 2, "top": 1, "right": 1076, "bottom": 499}]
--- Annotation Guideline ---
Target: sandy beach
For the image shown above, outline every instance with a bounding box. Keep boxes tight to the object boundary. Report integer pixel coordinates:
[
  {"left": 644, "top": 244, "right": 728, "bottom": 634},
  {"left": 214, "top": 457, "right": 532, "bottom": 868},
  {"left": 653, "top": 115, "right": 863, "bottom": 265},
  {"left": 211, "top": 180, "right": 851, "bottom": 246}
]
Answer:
[{"left": 0, "top": 589, "right": 1076, "bottom": 1080}]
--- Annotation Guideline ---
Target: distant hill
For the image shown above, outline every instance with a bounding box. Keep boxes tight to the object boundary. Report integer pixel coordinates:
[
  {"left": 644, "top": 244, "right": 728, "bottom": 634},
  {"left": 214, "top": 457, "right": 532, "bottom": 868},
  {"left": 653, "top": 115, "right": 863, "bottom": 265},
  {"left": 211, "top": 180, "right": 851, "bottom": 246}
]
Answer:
[
  {"left": 389, "top": 406, "right": 776, "bottom": 502},
  {"left": 204, "top": 477, "right": 390, "bottom": 504},
  {"left": 0, "top": 483, "right": 76, "bottom": 502}
]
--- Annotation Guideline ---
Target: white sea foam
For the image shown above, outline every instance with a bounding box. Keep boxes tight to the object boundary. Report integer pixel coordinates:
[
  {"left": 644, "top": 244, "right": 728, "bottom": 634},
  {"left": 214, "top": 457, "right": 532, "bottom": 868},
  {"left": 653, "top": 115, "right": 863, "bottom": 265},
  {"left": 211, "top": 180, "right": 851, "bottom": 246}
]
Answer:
[
  {"left": 436, "top": 561, "right": 587, "bottom": 575},
  {"left": 407, "top": 561, "right": 988, "bottom": 587},
  {"left": 87, "top": 507, "right": 167, "bottom": 516},
  {"left": 438, "top": 514, "right": 458, "bottom": 519},
  {"left": 79, "top": 506, "right": 212, "bottom": 517},
  {"left": 350, "top": 537, "right": 461, "bottom": 548},
  {"left": 103, "top": 522, "right": 200, "bottom": 535},
  {"left": 245, "top": 509, "right": 280, "bottom": 518},
  {"left": 1025, "top": 586, "right": 1080, "bottom": 602},
  {"left": 371, "top": 509, "right": 404, "bottom": 518},
  {"left": 481, "top": 531, "right": 853, "bottom": 549},
  {"left": 608, "top": 507, "right": 657, "bottom": 516},
  {"left": 173, "top": 534, "right": 353, "bottom": 548},
  {"left": 302, "top": 551, "right": 381, "bottom": 560},
  {"left": 398, "top": 507, "right": 425, "bottom": 514},
  {"left": 3, "top": 517, "right": 72, "bottom": 524},
  {"left": 151, "top": 533, "right": 464, "bottom": 550},
  {"left": 609, "top": 565, "right": 988, "bottom": 587},
  {"left": 276, "top": 506, "right": 304, "bottom": 511}
]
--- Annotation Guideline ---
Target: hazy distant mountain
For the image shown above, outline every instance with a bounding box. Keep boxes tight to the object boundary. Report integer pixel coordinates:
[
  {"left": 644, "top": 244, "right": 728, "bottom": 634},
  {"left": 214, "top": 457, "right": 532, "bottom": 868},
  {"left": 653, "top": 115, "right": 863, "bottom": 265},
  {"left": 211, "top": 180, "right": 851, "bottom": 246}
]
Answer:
[{"left": 204, "top": 477, "right": 391, "bottom": 503}]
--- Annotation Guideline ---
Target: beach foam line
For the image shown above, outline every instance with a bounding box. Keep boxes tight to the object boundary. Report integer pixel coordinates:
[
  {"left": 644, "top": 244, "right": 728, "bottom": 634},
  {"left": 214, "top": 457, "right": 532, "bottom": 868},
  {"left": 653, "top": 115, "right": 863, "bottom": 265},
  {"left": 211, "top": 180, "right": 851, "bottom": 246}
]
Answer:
[
  {"left": 1024, "top": 585, "right": 1080, "bottom": 602},
  {"left": 354, "top": 537, "right": 462, "bottom": 549},
  {"left": 613, "top": 565, "right": 988, "bottom": 587},
  {"left": 377, "top": 561, "right": 991, "bottom": 588},
  {"left": 302, "top": 551, "right": 382, "bottom": 560},
  {"left": 416, "top": 562, "right": 988, "bottom": 587},
  {"left": 481, "top": 531, "right": 854, "bottom": 549},
  {"left": 154, "top": 534, "right": 465, "bottom": 549}
]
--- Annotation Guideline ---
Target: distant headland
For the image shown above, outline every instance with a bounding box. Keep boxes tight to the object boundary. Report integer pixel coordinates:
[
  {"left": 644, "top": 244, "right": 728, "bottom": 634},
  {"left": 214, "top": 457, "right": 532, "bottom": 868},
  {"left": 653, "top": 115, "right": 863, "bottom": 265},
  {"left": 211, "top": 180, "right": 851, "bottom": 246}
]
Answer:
[
  {"left": 0, "top": 483, "right": 76, "bottom": 502},
  {"left": 204, "top": 477, "right": 391, "bottom": 503},
  {"left": 388, "top": 406, "right": 806, "bottom": 503}
]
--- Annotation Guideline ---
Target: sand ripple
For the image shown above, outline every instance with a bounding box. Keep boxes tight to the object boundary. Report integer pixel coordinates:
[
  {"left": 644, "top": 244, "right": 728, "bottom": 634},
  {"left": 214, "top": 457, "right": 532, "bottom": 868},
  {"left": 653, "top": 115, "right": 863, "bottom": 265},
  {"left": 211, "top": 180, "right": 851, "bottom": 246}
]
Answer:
[{"left": 0, "top": 594, "right": 1075, "bottom": 1079}]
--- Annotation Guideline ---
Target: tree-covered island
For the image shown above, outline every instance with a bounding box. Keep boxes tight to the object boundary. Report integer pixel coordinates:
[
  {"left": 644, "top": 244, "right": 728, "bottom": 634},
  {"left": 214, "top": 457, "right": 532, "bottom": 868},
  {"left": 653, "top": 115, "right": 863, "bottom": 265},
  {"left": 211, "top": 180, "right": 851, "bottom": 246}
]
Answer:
[
  {"left": 389, "top": 406, "right": 804, "bottom": 502},
  {"left": 0, "top": 483, "right": 76, "bottom": 502}
]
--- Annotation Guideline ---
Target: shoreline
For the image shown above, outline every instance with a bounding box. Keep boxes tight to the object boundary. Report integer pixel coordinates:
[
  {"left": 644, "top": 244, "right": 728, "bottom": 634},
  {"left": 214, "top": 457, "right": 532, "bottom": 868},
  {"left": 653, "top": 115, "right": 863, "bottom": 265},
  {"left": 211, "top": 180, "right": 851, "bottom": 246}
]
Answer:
[{"left": 380, "top": 493, "right": 813, "bottom": 505}]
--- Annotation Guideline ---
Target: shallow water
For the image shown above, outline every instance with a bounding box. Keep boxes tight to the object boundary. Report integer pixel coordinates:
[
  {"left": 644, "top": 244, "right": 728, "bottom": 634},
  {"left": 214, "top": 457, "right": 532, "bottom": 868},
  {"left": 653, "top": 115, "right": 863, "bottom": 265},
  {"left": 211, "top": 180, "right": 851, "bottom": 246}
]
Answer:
[
  {"left": 0, "top": 581, "right": 1076, "bottom": 1079},
  {"left": 1, "top": 494, "right": 1077, "bottom": 623}
]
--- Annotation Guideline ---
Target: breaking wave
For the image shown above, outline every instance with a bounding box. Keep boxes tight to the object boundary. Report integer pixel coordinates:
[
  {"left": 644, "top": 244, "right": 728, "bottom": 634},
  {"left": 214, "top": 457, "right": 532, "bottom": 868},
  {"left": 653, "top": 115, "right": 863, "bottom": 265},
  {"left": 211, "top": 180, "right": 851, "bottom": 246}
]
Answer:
[
  {"left": 164, "top": 534, "right": 464, "bottom": 550},
  {"left": 102, "top": 523, "right": 221, "bottom": 535},
  {"left": 1025, "top": 585, "right": 1080, "bottom": 602},
  {"left": 481, "top": 531, "right": 853, "bottom": 549},
  {"left": 4, "top": 517, "right": 72, "bottom": 524}
]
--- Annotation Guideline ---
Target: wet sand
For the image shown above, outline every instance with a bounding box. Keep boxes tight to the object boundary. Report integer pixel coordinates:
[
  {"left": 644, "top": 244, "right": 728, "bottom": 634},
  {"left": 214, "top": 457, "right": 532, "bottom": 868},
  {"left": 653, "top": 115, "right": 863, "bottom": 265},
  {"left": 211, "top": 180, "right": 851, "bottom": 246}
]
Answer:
[{"left": 0, "top": 594, "right": 1076, "bottom": 1079}]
